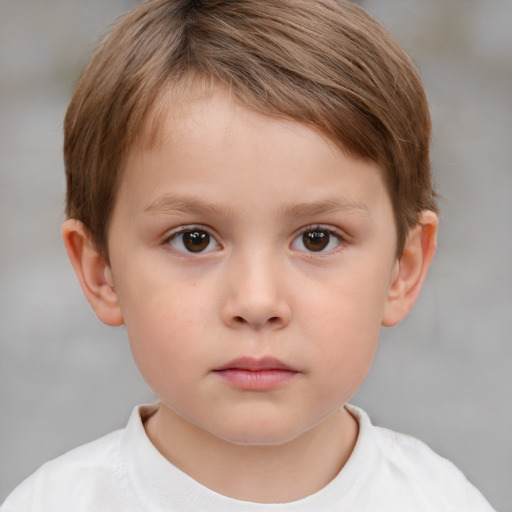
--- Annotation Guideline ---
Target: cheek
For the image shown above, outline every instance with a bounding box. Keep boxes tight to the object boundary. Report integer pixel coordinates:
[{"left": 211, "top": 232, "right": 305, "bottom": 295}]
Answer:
[
  {"left": 315, "top": 320, "right": 379, "bottom": 399},
  {"left": 120, "top": 280, "right": 213, "bottom": 387},
  {"left": 298, "top": 264, "right": 388, "bottom": 391},
  {"left": 302, "top": 263, "right": 389, "bottom": 338}
]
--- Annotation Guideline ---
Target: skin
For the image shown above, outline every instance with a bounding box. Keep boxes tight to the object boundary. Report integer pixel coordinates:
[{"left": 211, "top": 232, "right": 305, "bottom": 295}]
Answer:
[{"left": 63, "top": 87, "right": 438, "bottom": 503}]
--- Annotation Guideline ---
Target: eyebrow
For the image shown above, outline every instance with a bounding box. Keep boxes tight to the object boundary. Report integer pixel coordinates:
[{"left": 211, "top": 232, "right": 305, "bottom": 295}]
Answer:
[
  {"left": 144, "top": 195, "right": 370, "bottom": 218},
  {"left": 281, "top": 198, "right": 370, "bottom": 219},
  {"left": 145, "top": 195, "right": 225, "bottom": 215}
]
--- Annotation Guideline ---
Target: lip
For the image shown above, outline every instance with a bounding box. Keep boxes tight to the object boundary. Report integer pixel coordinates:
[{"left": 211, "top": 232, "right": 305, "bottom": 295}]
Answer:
[{"left": 213, "top": 357, "right": 299, "bottom": 391}]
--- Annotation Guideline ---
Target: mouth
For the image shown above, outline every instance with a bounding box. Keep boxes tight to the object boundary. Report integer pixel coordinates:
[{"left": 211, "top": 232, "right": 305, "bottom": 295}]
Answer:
[{"left": 213, "top": 357, "right": 299, "bottom": 391}]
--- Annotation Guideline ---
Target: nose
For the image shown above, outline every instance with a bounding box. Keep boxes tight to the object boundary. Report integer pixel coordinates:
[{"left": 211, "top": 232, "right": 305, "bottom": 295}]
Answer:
[{"left": 220, "top": 251, "right": 292, "bottom": 330}]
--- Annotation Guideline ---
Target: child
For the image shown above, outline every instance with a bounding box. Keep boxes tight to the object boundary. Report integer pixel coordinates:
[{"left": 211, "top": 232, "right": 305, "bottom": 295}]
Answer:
[{"left": 1, "top": 0, "right": 496, "bottom": 510}]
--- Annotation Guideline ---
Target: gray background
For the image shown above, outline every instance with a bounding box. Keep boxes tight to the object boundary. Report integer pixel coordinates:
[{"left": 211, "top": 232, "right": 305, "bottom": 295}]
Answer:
[{"left": 0, "top": 1, "right": 511, "bottom": 509}]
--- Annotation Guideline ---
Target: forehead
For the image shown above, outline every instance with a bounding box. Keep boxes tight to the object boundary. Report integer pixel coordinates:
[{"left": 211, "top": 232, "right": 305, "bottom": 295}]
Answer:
[
  {"left": 138, "top": 75, "right": 352, "bottom": 158},
  {"left": 135, "top": 77, "right": 380, "bottom": 178},
  {"left": 117, "top": 86, "right": 393, "bottom": 223}
]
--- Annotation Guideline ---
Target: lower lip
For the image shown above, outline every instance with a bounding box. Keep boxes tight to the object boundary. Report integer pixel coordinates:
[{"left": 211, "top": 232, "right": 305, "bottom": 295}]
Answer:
[{"left": 214, "top": 369, "right": 297, "bottom": 391}]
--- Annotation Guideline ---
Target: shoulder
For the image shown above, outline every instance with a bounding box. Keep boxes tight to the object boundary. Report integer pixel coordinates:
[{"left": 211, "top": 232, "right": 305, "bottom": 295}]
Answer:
[
  {"left": 375, "top": 424, "right": 468, "bottom": 488},
  {"left": 1, "top": 424, "right": 137, "bottom": 512},
  {"left": 345, "top": 405, "right": 495, "bottom": 511}
]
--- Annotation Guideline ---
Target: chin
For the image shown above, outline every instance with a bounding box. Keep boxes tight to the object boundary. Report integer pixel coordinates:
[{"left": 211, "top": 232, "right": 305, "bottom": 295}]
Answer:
[{"left": 212, "top": 418, "right": 305, "bottom": 447}]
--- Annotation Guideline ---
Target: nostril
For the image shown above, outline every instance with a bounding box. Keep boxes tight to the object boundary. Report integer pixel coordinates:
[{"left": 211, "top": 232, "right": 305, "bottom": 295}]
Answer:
[{"left": 232, "top": 315, "right": 282, "bottom": 327}]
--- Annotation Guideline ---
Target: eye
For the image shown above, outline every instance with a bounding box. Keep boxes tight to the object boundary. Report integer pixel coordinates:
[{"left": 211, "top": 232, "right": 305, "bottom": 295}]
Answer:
[
  {"left": 291, "top": 226, "right": 342, "bottom": 253},
  {"left": 167, "top": 227, "right": 220, "bottom": 254}
]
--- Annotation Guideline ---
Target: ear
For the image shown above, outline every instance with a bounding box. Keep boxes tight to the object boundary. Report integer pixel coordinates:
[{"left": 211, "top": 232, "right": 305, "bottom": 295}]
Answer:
[
  {"left": 62, "top": 219, "right": 124, "bottom": 327},
  {"left": 382, "top": 210, "right": 438, "bottom": 327}
]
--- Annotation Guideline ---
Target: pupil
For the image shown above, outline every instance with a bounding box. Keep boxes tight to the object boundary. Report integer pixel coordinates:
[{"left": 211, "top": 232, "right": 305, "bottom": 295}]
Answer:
[
  {"left": 183, "top": 230, "right": 210, "bottom": 252},
  {"left": 303, "top": 230, "right": 329, "bottom": 251}
]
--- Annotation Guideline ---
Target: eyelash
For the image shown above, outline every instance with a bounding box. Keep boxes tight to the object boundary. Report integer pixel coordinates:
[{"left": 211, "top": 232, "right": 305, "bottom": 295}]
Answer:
[
  {"left": 291, "top": 225, "right": 345, "bottom": 255},
  {"left": 162, "top": 224, "right": 345, "bottom": 256},
  {"left": 164, "top": 225, "right": 221, "bottom": 255}
]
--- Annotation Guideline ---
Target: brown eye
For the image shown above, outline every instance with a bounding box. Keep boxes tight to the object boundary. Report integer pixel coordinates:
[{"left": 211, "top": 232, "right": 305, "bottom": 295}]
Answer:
[
  {"left": 182, "top": 230, "right": 211, "bottom": 252},
  {"left": 169, "top": 228, "right": 220, "bottom": 254},
  {"left": 302, "top": 230, "right": 330, "bottom": 252},
  {"left": 291, "top": 227, "right": 342, "bottom": 254}
]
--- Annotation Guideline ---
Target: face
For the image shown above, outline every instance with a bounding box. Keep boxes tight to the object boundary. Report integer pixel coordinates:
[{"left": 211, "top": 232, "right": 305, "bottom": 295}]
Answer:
[{"left": 106, "top": 87, "right": 399, "bottom": 446}]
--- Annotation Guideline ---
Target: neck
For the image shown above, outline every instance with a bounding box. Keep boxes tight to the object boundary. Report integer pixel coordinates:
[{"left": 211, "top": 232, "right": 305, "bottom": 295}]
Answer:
[{"left": 144, "top": 404, "right": 358, "bottom": 504}]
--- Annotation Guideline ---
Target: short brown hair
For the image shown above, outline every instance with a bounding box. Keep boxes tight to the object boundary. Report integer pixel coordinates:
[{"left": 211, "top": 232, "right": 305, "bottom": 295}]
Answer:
[{"left": 64, "top": 0, "right": 438, "bottom": 260}]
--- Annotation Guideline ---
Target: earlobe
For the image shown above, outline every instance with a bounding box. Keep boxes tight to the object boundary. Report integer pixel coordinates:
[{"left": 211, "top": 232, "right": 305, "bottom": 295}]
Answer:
[
  {"left": 382, "top": 210, "right": 438, "bottom": 327},
  {"left": 62, "top": 219, "right": 124, "bottom": 327}
]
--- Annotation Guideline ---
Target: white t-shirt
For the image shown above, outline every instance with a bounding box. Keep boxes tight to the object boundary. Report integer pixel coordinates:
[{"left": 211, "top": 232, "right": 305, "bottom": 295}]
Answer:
[{"left": 1, "top": 404, "right": 495, "bottom": 511}]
